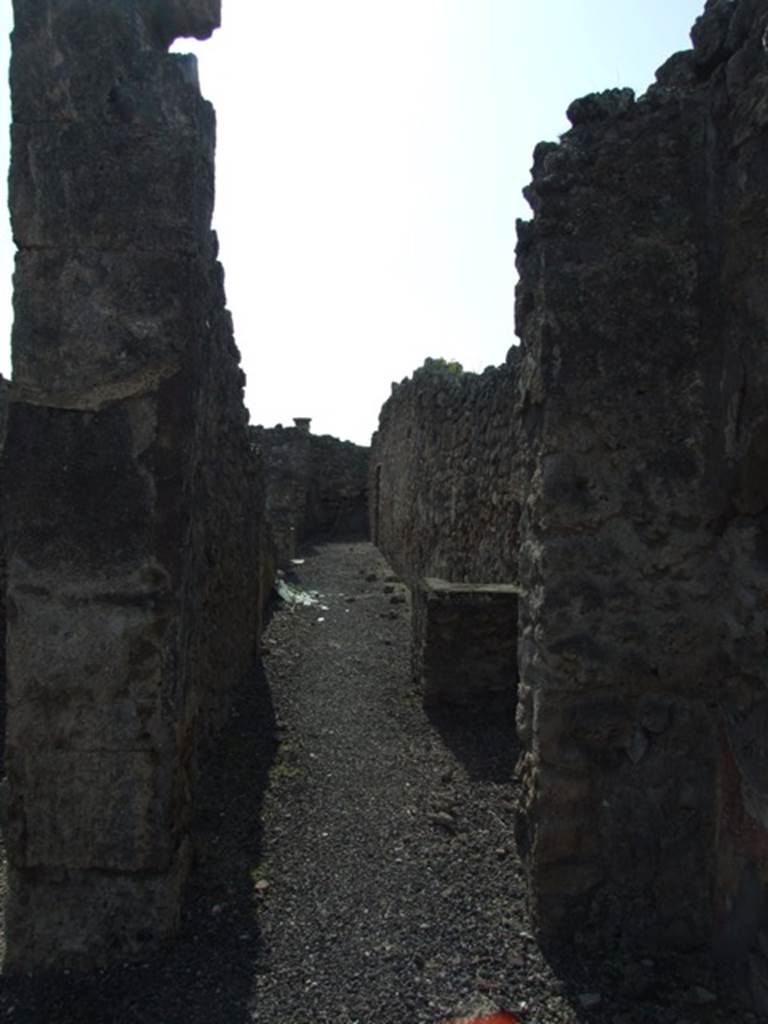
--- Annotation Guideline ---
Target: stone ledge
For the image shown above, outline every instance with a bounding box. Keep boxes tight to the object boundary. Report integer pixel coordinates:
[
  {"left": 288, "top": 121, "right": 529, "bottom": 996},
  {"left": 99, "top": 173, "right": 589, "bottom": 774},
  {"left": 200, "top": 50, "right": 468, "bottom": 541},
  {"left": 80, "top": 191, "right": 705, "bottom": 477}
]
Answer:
[{"left": 413, "top": 577, "right": 519, "bottom": 707}]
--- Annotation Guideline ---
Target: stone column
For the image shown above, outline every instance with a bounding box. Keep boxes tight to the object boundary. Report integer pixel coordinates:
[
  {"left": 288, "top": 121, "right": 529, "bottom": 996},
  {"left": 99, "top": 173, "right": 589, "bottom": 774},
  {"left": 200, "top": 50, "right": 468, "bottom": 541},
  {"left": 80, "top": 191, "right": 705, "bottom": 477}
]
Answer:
[{"left": 4, "top": 0, "right": 261, "bottom": 967}]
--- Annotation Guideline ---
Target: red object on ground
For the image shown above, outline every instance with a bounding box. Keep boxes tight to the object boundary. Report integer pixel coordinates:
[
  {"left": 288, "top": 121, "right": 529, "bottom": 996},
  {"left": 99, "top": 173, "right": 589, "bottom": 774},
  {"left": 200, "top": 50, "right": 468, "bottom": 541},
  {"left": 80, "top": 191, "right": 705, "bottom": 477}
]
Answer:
[{"left": 442, "top": 1013, "right": 521, "bottom": 1024}]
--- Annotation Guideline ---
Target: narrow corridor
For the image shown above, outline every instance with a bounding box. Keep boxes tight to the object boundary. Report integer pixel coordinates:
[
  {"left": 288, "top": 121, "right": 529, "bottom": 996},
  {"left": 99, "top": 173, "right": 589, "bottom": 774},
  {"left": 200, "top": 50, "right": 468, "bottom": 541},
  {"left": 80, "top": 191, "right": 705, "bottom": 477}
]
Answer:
[
  {"left": 0, "top": 543, "right": 741, "bottom": 1024},
  {"left": 250, "top": 541, "right": 528, "bottom": 1023}
]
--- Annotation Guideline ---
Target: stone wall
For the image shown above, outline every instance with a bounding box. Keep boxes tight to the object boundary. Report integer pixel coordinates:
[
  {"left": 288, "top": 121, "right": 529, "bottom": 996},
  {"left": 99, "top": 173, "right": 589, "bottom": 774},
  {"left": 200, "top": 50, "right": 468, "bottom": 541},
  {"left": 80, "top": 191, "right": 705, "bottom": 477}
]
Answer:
[
  {"left": 412, "top": 579, "right": 520, "bottom": 708},
  {"left": 515, "top": 0, "right": 768, "bottom": 988},
  {"left": 371, "top": 0, "right": 768, "bottom": 1006},
  {"left": 251, "top": 422, "right": 369, "bottom": 563},
  {"left": 3, "top": 0, "right": 263, "bottom": 967},
  {"left": 369, "top": 357, "right": 522, "bottom": 587},
  {"left": 0, "top": 376, "right": 12, "bottom": 772}
]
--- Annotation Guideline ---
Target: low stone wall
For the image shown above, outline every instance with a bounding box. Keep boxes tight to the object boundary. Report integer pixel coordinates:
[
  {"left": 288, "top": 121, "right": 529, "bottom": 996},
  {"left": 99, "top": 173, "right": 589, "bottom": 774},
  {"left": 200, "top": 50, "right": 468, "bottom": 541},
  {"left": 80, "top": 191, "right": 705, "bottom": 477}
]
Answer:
[
  {"left": 412, "top": 579, "right": 519, "bottom": 708},
  {"left": 369, "top": 357, "right": 522, "bottom": 587},
  {"left": 4, "top": 0, "right": 263, "bottom": 968}
]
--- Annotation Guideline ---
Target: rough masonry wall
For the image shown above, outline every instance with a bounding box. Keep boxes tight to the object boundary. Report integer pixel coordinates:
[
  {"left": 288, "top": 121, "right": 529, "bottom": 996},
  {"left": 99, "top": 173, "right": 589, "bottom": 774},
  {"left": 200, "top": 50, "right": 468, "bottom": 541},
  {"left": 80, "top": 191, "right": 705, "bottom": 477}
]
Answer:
[
  {"left": 514, "top": 0, "right": 768, "bottom": 995},
  {"left": 369, "top": 0, "right": 768, "bottom": 1003},
  {"left": 370, "top": 358, "right": 521, "bottom": 587},
  {"left": 251, "top": 424, "right": 369, "bottom": 563},
  {"left": 4, "top": 0, "right": 263, "bottom": 967},
  {"left": 0, "top": 376, "right": 12, "bottom": 773}
]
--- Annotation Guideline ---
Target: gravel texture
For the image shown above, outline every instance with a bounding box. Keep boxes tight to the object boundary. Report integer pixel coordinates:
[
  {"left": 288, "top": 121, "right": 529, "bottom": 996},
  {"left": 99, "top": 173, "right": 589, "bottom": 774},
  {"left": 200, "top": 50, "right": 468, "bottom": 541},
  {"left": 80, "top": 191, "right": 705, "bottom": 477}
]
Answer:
[{"left": 0, "top": 541, "right": 759, "bottom": 1023}]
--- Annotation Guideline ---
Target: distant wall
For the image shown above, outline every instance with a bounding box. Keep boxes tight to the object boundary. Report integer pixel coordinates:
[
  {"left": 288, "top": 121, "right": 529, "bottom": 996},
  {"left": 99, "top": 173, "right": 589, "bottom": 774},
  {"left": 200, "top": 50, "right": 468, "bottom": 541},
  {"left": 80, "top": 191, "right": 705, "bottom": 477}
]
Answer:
[
  {"left": 369, "top": 357, "right": 521, "bottom": 586},
  {"left": 251, "top": 424, "right": 369, "bottom": 563}
]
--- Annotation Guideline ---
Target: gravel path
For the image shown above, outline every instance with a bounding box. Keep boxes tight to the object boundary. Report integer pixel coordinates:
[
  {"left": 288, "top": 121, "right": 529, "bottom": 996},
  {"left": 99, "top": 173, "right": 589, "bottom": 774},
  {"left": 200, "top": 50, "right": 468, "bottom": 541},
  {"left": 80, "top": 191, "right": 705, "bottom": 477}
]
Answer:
[{"left": 0, "top": 541, "right": 756, "bottom": 1023}]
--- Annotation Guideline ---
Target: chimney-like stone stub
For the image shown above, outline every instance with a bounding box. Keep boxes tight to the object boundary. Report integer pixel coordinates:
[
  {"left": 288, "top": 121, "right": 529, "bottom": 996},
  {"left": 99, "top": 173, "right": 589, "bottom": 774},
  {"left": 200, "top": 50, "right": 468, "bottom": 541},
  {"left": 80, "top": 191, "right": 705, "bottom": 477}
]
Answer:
[{"left": 293, "top": 417, "right": 312, "bottom": 434}]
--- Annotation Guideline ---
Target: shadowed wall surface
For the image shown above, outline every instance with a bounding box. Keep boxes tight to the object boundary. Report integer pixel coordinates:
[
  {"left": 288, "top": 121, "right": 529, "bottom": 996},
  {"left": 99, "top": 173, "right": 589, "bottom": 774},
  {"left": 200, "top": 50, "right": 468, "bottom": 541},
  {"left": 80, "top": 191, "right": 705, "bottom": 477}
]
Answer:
[
  {"left": 372, "top": 1, "right": 768, "bottom": 1009},
  {"left": 4, "top": 0, "right": 263, "bottom": 967}
]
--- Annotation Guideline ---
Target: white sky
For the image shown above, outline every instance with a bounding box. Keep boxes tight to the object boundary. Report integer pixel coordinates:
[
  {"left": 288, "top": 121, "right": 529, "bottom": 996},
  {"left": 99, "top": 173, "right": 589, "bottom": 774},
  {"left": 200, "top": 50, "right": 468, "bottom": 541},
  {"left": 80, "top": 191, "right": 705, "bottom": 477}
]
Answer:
[{"left": 0, "top": 1, "right": 705, "bottom": 444}]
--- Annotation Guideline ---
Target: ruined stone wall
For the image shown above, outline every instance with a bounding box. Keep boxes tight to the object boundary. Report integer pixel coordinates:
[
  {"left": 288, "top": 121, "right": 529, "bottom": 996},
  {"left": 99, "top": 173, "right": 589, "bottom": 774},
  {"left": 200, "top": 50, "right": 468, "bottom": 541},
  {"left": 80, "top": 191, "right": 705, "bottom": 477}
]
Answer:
[
  {"left": 307, "top": 433, "right": 369, "bottom": 540},
  {"left": 3, "top": 0, "right": 263, "bottom": 967},
  {"left": 370, "top": 357, "right": 521, "bottom": 586},
  {"left": 513, "top": 0, "right": 768, "bottom": 996},
  {"left": 369, "top": 0, "right": 768, "bottom": 1003},
  {"left": 251, "top": 424, "right": 369, "bottom": 563}
]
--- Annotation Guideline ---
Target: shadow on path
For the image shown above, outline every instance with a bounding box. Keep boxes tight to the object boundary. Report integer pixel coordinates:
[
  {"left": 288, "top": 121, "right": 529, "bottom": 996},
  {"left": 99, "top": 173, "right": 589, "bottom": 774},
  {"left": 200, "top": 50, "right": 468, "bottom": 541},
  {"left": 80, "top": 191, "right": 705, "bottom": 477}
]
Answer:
[
  {"left": 0, "top": 658, "right": 277, "bottom": 1024},
  {"left": 425, "top": 701, "right": 519, "bottom": 784}
]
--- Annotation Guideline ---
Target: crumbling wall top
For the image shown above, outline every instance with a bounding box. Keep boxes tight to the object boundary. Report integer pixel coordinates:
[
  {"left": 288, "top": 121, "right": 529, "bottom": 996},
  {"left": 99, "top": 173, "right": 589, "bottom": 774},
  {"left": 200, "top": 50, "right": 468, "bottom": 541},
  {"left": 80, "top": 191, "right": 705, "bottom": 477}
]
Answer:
[{"left": 150, "top": 0, "right": 221, "bottom": 47}]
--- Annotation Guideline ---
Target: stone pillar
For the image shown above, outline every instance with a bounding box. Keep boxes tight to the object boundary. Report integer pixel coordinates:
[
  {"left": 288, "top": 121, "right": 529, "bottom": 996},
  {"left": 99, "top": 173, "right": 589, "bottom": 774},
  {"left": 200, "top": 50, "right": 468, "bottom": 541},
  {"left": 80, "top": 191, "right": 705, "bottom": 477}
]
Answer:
[{"left": 4, "top": 0, "right": 262, "bottom": 967}]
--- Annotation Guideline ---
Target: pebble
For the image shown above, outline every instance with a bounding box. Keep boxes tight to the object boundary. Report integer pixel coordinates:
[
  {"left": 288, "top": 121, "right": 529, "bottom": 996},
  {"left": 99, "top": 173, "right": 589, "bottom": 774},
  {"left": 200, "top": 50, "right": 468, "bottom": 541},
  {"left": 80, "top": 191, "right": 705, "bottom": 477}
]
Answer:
[
  {"left": 689, "top": 985, "right": 717, "bottom": 1004},
  {"left": 578, "top": 992, "right": 602, "bottom": 1009},
  {"left": 428, "top": 811, "right": 457, "bottom": 831}
]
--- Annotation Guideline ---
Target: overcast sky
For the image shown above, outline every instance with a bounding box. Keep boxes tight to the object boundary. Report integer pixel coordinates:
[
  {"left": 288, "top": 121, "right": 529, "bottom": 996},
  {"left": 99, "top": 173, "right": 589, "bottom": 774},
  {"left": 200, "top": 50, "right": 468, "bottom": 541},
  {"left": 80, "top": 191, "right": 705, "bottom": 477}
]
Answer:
[{"left": 0, "top": 1, "right": 705, "bottom": 444}]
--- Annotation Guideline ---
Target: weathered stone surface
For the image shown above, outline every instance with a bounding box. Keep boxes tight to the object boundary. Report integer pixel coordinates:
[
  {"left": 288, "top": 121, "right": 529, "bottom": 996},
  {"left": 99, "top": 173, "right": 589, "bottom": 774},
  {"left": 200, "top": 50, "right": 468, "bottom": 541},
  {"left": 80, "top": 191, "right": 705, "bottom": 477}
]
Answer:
[
  {"left": 12, "top": 250, "right": 196, "bottom": 409},
  {"left": 251, "top": 423, "right": 369, "bottom": 563},
  {"left": 0, "top": 376, "right": 12, "bottom": 779},
  {"left": 4, "top": 0, "right": 264, "bottom": 968},
  {"left": 412, "top": 579, "right": 519, "bottom": 707},
  {"left": 513, "top": 0, "right": 768, "bottom": 1002},
  {"left": 9, "top": 1, "right": 219, "bottom": 119},
  {"left": 6, "top": 850, "right": 189, "bottom": 964},
  {"left": 371, "top": 0, "right": 768, "bottom": 1009},
  {"left": 10, "top": 120, "right": 214, "bottom": 252},
  {"left": 370, "top": 358, "right": 522, "bottom": 586}
]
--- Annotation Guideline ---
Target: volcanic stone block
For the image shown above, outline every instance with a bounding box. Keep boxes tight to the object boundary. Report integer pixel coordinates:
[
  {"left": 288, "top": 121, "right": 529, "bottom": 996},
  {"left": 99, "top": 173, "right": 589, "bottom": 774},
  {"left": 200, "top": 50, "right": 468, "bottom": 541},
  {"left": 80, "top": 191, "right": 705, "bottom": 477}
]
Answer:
[
  {"left": 6, "top": 851, "right": 190, "bottom": 967},
  {"left": 412, "top": 578, "right": 520, "bottom": 707},
  {"left": 10, "top": 1, "right": 219, "bottom": 123},
  {"left": 12, "top": 249, "right": 203, "bottom": 409},
  {"left": 3, "top": 401, "right": 158, "bottom": 572},
  {"left": 10, "top": 120, "right": 214, "bottom": 252},
  {"left": 12, "top": 749, "right": 173, "bottom": 872}
]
